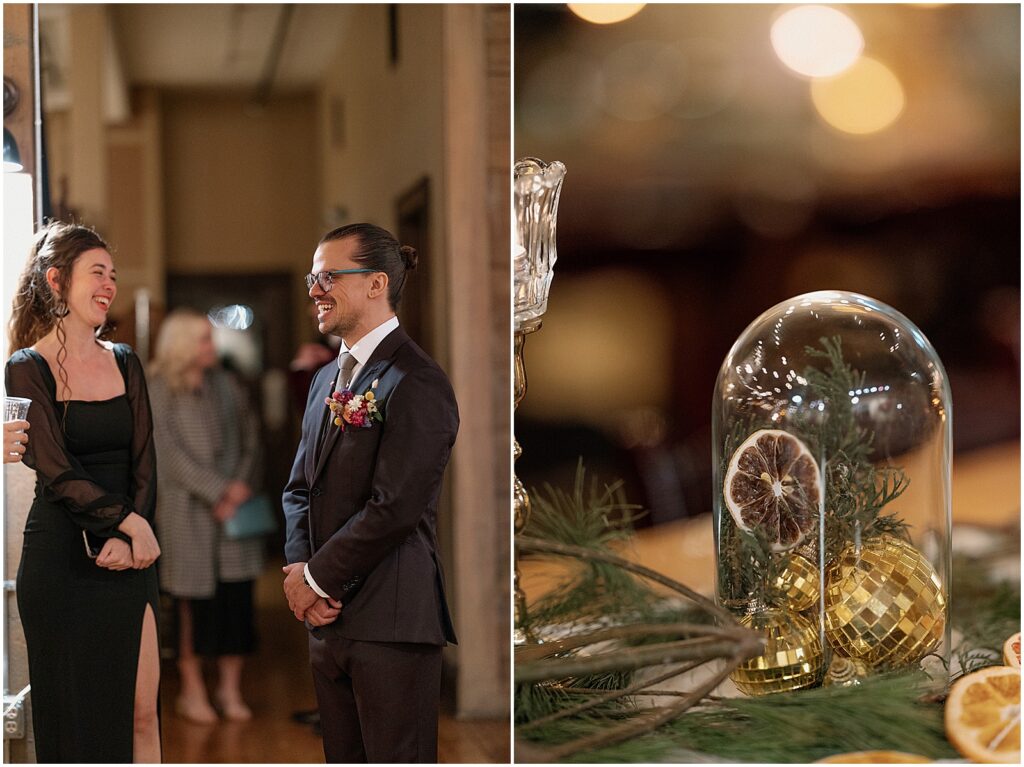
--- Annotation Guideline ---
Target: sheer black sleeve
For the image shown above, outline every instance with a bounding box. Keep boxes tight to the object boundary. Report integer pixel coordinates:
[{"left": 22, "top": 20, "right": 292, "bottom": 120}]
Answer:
[
  {"left": 5, "top": 348, "right": 135, "bottom": 536},
  {"left": 118, "top": 345, "right": 157, "bottom": 523}
]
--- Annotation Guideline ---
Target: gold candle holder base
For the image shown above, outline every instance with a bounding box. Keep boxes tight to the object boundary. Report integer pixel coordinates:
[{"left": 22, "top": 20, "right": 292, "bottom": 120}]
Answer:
[{"left": 513, "top": 318, "right": 542, "bottom": 644}]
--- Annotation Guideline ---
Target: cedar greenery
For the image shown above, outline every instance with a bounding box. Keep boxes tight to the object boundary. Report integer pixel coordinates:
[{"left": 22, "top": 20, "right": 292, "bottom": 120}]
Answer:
[
  {"left": 718, "top": 336, "right": 911, "bottom": 608},
  {"left": 802, "top": 337, "right": 911, "bottom": 552}
]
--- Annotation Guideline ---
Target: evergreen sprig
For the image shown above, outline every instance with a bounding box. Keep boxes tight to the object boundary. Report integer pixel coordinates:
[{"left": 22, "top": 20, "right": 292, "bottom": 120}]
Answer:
[
  {"left": 950, "top": 550, "right": 1022, "bottom": 680},
  {"left": 718, "top": 336, "right": 911, "bottom": 607},
  {"left": 520, "top": 460, "right": 652, "bottom": 631},
  {"left": 538, "top": 673, "right": 959, "bottom": 763},
  {"left": 803, "top": 337, "right": 911, "bottom": 551},
  {"left": 517, "top": 463, "right": 663, "bottom": 724}
]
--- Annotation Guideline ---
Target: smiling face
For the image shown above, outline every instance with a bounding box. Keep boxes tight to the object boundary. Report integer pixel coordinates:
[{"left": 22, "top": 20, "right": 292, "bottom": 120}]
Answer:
[
  {"left": 309, "top": 236, "right": 372, "bottom": 341},
  {"left": 57, "top": 248, "right": 117, "bottom": 329}
]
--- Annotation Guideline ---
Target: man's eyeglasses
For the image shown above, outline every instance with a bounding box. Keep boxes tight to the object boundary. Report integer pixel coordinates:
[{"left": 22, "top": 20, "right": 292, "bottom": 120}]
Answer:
[{"left": 304, "top": 269, "right": 376, "bottom": 293}]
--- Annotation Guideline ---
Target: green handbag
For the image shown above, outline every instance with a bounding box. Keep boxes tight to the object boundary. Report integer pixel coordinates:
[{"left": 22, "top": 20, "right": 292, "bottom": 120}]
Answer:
[{"left": 224, "top": 494, "right": 278, "bottom": 539}]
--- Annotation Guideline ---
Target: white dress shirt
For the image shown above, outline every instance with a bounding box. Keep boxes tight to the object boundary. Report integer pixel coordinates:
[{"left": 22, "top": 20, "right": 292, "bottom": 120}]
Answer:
[{"left": 304, "top": 315, "right": 400, "bottom": 601}]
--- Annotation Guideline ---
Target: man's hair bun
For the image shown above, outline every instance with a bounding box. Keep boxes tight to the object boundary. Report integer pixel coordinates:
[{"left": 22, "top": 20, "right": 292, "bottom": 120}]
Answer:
[{"left": 399, "top": 245, "right": 418, "bottom": 271}]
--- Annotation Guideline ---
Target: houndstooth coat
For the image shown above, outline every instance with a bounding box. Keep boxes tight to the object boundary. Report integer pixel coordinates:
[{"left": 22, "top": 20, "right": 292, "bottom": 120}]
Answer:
[{"left": 149, "top": 367, "right": 266, "bottom": 598}]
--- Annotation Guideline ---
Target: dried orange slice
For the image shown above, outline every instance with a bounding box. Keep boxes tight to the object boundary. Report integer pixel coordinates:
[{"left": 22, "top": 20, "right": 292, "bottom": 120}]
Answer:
[
  {"left": 724, "top": 429, "right": 821, "bottom": 552},
  {"left": 816, "top": 751, "right": 931, "bottom": 763},
  {"left": 1003, "top": 632, "right": 1020, "bottom": 669},
  {"left": 945, "top": 665, "right": 1020, "bottom": 764}
]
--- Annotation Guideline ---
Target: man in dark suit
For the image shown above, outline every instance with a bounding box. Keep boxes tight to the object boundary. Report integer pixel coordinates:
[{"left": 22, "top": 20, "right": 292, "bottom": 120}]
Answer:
[{"left": 282, "top": 223, "right": 458, "bottom": 763}]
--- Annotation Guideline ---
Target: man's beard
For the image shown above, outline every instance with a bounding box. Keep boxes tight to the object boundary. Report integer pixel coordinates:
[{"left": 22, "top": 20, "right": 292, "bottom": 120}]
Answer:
[{"left": 320, "top": 305, "right": 358, "bottom": 339}]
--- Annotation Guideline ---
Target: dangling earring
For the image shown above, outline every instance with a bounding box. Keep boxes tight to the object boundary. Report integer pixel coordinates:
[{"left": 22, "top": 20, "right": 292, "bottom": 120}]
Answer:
[{"left": 52, "top": 298, "right": 69, "bottom": 318}]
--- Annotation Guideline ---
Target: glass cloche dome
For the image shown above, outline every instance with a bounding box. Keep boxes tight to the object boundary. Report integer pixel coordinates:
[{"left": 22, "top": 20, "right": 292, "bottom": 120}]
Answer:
[{"left": 712, "top": 291, "right": 952, "bottom": 695}]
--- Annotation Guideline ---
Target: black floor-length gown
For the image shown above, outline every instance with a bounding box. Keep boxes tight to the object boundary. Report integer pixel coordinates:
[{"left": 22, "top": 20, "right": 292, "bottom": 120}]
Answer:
[{"left": 6, "top": 344, "right": 159, "bottom": 763}]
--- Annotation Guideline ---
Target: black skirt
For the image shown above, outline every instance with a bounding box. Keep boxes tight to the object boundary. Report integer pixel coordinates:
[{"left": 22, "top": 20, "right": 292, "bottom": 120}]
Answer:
[{"left": 180, "top": 579, "right": 257, "bottom": 657}]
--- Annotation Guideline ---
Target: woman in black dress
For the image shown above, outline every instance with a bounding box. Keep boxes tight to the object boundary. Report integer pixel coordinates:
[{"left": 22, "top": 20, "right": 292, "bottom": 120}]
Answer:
[{"left": 5, "top": 222, "right": 162, "bottom": 763}]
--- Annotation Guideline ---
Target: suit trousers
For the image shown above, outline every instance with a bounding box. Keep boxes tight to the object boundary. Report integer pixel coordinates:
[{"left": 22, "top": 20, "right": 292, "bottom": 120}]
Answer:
[{"left": 309, "top": 633, "right": 443, "bottom": 763}]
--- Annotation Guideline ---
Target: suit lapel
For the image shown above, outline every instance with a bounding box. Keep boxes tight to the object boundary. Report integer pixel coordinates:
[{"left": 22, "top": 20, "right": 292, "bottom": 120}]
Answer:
[
  {"left": 347, "top": 359, "right": 387, "bottom": 401},
  {"left": 310, "top": 326, "right": 410, "bottom": 485},
  {"left": 306, "top": 372, "right": 337, "bottom": 482}
]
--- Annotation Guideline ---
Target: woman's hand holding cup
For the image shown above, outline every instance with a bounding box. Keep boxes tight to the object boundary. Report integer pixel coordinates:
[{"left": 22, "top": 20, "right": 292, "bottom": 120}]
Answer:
[
  {"left": 4, "top": 396, "right": 31, "bottom": 464},
  {"left": 3, "top": 419, "right": 30, "bottom": 464}
]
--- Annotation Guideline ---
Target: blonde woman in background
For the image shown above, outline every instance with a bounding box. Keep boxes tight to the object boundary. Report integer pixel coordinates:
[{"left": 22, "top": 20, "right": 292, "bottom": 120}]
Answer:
[{"left": 149, "top": 309, "right": 266, "bottom": 723}]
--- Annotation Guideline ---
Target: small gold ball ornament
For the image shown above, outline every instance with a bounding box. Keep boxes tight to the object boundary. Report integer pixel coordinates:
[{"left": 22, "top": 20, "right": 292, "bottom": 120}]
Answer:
[
  {"left": 823, "top": 655, "right": 870, "bottom": 687},
  {"left": 772, "top": 553, "right": 821, "bottom": 612},
  {"left": 730, "top": 609, "right": 824, "bottom": 696},
  {"left": 824, "top": 535, "right": 945, "bottom": 669}
]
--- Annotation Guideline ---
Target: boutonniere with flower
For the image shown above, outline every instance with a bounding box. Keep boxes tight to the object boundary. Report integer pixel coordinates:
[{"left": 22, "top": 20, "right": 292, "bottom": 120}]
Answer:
[{"left": 325, "top": 379, "right": 384, "bottom": 430}]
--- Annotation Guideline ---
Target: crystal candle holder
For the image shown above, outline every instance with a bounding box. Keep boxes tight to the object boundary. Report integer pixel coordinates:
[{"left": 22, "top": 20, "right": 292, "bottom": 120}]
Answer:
[{"left": 514, "top": 157, "right": 565, "bottom": 332}]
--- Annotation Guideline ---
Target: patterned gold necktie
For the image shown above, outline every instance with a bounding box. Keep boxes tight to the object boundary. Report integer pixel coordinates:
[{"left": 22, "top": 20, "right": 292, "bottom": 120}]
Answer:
[{"left": 319, "top": 351, "right": 357, "bottom": 454}]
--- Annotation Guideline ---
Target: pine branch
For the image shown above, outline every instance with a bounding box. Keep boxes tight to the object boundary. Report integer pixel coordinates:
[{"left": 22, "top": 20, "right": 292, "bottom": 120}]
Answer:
[
  {"left": 519, "top": 463, "right": 654, "bottom": 631},
  {"left": 949, "top": 549, "right": 1021, "bottom": 680},
  {"left": 522, "top": 673, "right": 957, "bottom": 763},
  {"left": 514, "top": 466, "right": 763, "bottom": 743}
]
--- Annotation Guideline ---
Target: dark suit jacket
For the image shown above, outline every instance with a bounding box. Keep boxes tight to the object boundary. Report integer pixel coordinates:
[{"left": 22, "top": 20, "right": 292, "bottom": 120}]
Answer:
[{"left": 282, "top": 326, "right": 458, "bottom": 646}]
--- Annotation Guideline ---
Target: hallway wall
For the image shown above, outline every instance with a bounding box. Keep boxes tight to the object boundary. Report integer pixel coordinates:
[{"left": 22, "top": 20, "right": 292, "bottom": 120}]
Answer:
[{"left": 162, "top": 90, "right": 320, "bottom": 347}]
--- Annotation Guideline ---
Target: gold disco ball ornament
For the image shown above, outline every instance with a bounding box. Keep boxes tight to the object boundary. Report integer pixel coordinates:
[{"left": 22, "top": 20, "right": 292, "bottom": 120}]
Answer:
[
  {"left": 772, "top": 553, "right": 821, "bottom": 612},
  {"left": 824, "top": 535, "right": 946, "bottom": 669},
  {"left": 731, "top": 609, "right": 823, "bottom": 696}
]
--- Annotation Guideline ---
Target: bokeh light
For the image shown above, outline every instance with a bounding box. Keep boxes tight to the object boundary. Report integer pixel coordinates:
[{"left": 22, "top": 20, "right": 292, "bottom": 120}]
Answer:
[
  {"left": 811, "top": 56, "right": 906, "bottom": 135},
  {"left": 771, "top": 5, "right": 864, "bottom": 78},
  {"left": 208, "top": 303, "right": 254, "bottom": 330},
  {"left": 567, "top": 3, "right": 646, "bottom": 26}
]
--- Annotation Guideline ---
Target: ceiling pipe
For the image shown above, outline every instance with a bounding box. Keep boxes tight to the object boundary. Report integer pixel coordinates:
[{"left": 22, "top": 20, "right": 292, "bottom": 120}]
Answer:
[{"left": 252, "top": 4, "right": 294, "bottom": 106}]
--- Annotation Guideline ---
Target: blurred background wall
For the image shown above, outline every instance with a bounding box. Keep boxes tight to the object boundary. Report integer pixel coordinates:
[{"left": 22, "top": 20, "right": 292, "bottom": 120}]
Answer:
[
  {"left": 4, "top": 3, "right": 509, "bottom": 758},
  {"left": 514, "top": 3, "right": 1019, "bottom": 527}
]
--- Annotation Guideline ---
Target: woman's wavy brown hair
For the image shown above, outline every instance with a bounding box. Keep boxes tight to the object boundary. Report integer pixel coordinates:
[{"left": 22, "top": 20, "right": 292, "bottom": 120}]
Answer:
[
  {"left": 8, "top": 221, "right": 110, "bottom": 352},
  {"left": 8, "top": 221, "right": 111, "bottom": 406}
]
